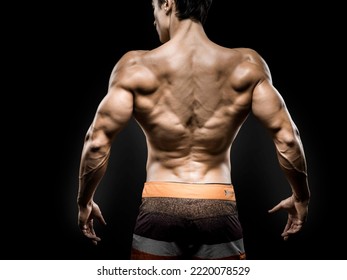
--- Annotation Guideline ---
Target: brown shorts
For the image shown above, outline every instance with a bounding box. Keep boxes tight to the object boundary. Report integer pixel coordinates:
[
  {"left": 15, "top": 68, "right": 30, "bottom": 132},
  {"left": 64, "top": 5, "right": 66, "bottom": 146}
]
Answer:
[{"left": 131, "top": 181, "right": 246, "bottom": 260}]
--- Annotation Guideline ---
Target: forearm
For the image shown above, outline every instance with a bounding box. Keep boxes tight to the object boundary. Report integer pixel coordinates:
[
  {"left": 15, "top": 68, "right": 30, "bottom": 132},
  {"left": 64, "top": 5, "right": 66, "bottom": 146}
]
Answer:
[
  {"left": 278, "top": 156, "right": 310, "bottom": 201},
  {"left": 275, "top": 136, "right": 310, "bottom": 201},
  {"left": 78, "top": 143, "right": 111, "bottom": 206}
]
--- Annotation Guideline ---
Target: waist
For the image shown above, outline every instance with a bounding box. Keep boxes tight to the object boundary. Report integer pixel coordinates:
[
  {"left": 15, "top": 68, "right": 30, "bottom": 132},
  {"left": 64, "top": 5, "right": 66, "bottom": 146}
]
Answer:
[{"left": 142, "top": 181, "right": 236, "bottom": 201}]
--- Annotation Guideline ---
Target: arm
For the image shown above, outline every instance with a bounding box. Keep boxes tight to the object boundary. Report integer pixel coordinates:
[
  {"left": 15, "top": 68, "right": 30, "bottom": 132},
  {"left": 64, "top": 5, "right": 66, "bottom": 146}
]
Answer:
[
  {"left": 77, "top": 71, "right": 134, "bottom": 245},
  {"left": 252, "top": 73, "right": 310, "bottom": 241}
]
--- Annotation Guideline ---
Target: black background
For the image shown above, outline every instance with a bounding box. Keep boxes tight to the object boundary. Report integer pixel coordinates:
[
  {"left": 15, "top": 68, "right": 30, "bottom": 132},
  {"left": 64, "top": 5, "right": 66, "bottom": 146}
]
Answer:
[{"left": 3, "top": 1, "right": 344, "bottom": 260}]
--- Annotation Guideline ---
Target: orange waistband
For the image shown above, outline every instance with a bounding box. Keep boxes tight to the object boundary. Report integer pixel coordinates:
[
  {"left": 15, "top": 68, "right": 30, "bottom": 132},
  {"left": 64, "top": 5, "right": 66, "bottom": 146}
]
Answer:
[{"left": 142, "top": 181, "right": 236, "bottom": 201}]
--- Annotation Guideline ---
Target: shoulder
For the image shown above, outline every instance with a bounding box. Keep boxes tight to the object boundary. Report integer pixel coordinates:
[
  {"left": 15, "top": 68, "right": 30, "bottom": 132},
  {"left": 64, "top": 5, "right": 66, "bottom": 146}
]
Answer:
[
  {"left": 110, "top": 50, "right": 148, "bottom": 78},
  {"left": 234, "top": 48, "right": 272, "bottom": 80},
  {"left": 228, "top": 47, "right": 273, "bottom": 90},
  {"left": 109, "top": 50, "right": 159, "bottom": 93}
]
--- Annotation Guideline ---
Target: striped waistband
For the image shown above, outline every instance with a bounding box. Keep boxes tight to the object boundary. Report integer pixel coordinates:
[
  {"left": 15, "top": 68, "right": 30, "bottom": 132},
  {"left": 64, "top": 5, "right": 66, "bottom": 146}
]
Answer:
[{"left": 142, "top": 181, "right": 236, "bottom": 201}]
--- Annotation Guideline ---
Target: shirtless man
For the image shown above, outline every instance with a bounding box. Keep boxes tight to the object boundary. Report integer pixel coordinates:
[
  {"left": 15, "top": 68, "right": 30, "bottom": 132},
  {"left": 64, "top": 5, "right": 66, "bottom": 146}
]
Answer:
[{"left": 77, "top": 0, "right": 310, "bottom": 260}]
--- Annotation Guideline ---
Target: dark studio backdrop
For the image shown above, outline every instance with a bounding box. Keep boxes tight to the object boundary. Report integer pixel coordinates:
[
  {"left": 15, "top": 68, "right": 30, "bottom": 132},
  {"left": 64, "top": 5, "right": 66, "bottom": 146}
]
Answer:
[{"left": 3, "top": 1, "right": 344, "bottom": 260}]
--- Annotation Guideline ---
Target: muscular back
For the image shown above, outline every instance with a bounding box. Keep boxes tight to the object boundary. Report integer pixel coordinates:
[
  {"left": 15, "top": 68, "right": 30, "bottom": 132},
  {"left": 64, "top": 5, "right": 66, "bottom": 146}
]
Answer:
[{"left": 112, "top": 37, "right": 268, "bottom": 183}]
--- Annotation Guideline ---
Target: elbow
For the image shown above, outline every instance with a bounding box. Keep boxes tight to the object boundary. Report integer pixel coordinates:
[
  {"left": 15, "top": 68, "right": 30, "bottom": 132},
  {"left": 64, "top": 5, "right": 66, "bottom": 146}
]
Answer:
[
  {"left": 89, "top": 140, "right": 104, "bottom": 152},
  {"left": 84, "top": 128, "right": 110, "bottom": 152},
  {"left": 274, "top": 126, "right": 300, "bottom": 150},
  {"left": 88, "top": 139, "right": 110, "bottom": 155},
  {"left": 275, "top": 128, "right": 307, "bottom": 173},
  {"left": 83, "top": 127, "right": 112, "bottom": 159},
  {"left": 274, "top": 129, "right": 302, "bottom": 163},
  {"left": 83, "top": 136, "right": 111, "bottom": 159},
  {"left": 282, "top": 134, "right": 297, "bottom": 149}
]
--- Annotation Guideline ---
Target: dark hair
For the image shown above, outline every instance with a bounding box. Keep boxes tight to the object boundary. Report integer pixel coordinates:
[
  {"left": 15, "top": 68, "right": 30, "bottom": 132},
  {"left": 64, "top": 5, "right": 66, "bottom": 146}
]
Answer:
[{"left": 157, "top": 0, "right": 213, "bottom": 24}]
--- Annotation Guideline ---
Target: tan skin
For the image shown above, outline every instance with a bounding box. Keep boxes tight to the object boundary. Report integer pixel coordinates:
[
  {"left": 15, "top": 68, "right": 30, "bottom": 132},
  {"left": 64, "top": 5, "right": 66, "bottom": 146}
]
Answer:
[{"left": 78, "top": 0, "right": 310, "bottom": 246}]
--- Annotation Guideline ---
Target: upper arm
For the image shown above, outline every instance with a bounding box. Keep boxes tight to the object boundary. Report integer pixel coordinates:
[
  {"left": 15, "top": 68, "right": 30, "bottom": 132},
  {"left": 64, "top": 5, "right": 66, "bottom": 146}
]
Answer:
[
  {"left": 85, "top": 51, "right": 152, "bottom": 147},
  {"left": 252, "top": 78, "right": 299, "bottom": 147},
  {"left": 247, "top": 51, "right": 307, "bottom": 179},
  {"left": 251, "top": 67, "right": 308, "bottom": 183},
  {"left": 242, "top": 48, "right": 297, "bottom": 139},
  {"left": 252, "top": 79, "right": 288, "bottom": 130},
  {"left": 91, "top": 85, "right": 134, "bottom": 143},
  {"left": 81, "top": 84, "right": 133, "bottom": 163}
]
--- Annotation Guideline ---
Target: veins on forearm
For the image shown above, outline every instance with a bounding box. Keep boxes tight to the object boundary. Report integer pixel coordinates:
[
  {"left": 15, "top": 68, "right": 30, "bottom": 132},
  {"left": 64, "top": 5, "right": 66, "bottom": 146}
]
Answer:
[
  {"left": 79, "top": 148, "right": 111, "bottom": 179},
  {"left": 277, "top": 150, "right": 308, "bottom": 176}
]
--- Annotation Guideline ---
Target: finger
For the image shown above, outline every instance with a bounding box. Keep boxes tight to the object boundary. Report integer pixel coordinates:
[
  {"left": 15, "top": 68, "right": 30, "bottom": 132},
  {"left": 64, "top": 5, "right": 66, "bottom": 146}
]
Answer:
[
  {"left": 287, "top": 223, "right": 303, "bottom": 234},
  {"left": 282, "top": 232, "right": 289, "bottom": 241},
  {"left": 268, "top": 203, "right": 282, "bottom": 213},
  {"left": 87, "top": 221, "right": 102, "bottom": 244},
  {"left": 82, "top": 228, "right": 101, "bottom": 242},
  {"left": 283, "top": 219, "right": 292, "bottom": 233},
  {"left": 91, "top": 203, "right": 107, "bottom": 226},
  {"left": 81, "top": 222, "right": 101, "bottom": 243},
  {"left": 96, "top": 212, "right": 107, "bottom": 226},
  {"left": 88, "top": 219, "right": 96, "bottom": 235},
  {"left": 81, "top": 223, "right": 96, "bottom": 238},
  {"left": 281, "top": 222, "right": 303, "bottom": 240},
  {"left": 280, "top": 216, "right": 295, "bottom": 240},
  {"left": 78, "top": 214, "right": 88, "bottom": 230}
]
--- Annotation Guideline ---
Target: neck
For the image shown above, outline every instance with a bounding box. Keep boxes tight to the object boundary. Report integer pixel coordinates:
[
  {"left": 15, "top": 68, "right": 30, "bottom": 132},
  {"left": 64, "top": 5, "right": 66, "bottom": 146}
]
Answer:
[{"left": 169, "top": 19, "right": 207, "bottom": 41}]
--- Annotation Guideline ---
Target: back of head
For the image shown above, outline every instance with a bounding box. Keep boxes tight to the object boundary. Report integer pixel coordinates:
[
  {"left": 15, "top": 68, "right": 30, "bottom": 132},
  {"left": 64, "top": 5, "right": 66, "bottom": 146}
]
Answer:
[{"left": 157, "top": 0, "right": 213, "bottom": 24}]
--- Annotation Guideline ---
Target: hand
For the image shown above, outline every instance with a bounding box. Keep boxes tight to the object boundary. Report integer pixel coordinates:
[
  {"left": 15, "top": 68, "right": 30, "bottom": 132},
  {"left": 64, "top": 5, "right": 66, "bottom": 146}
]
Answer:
[
  {"left": 78, "top": 201, "right": 107, "bottom": 245},
  {"left": 268, "top": 194, "right": 309, "bottom": 241}
]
